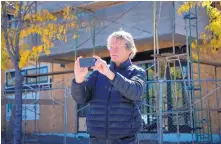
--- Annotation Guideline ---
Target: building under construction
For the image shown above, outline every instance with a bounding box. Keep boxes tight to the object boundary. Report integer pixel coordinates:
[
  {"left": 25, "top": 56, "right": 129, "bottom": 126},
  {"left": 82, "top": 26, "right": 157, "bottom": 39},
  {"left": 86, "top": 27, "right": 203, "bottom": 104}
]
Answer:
[{"left": 1, "top": 1, "right": 221, "bottom": 144}]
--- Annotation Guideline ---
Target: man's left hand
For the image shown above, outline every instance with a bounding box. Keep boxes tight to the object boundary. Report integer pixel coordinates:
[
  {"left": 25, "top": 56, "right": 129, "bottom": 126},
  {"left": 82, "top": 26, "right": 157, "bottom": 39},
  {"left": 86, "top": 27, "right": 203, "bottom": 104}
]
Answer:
[{"left": 91, "top": 55, "right": 115, "bottom": 80}]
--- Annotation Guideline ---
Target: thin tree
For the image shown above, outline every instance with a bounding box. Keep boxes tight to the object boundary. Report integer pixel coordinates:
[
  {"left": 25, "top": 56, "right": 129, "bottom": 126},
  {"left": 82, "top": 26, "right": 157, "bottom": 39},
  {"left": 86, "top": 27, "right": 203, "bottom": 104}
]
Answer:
[{"left": 1, "top": 2, "right": 88, "bottom": 144}]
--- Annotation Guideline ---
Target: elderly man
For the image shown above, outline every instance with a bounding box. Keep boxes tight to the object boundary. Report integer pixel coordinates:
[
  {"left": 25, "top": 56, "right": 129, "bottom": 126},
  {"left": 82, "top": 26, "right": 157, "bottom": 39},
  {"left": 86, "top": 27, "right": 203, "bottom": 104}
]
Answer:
[{"left": 71, "top": 30, "right": 147, "bottom": 144}]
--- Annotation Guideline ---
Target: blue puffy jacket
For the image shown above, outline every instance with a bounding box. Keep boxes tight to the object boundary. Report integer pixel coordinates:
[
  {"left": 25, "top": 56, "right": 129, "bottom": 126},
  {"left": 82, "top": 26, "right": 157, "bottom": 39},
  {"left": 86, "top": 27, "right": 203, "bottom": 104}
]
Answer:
[{"left": 71, "top": 59, "right": 147, "bottom": 139}]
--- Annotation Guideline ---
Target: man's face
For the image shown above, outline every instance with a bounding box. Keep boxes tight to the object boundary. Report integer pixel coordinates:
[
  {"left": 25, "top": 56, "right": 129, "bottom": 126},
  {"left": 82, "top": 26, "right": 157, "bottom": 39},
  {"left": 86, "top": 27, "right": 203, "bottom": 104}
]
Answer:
[{"left": 108, "top": 37, "right": 131, "bottom": 64}]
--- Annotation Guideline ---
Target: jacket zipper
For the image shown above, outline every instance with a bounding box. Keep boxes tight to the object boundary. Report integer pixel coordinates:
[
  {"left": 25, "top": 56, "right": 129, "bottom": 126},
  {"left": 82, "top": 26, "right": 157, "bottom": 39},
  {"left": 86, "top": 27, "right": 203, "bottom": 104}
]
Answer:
[{"left": 105, "top": 85, "right": 113, "bottom": 139}]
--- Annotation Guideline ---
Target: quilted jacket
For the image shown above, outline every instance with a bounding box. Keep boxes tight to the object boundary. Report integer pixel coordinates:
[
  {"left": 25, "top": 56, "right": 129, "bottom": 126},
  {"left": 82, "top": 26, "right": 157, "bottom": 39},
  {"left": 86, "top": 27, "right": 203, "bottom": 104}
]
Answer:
[{"left": 71, "top": 59, "right": 147, "bottom": 139}]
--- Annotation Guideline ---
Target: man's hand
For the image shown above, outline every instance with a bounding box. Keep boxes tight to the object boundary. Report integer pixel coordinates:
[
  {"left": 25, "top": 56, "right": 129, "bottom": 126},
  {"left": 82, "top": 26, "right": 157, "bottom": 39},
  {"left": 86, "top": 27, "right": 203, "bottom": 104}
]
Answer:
[
  {"left": 74, "top": 56, "right": 88, "bottom": 83},
  {"left": 91, "top": 55, "right": 115, "bottom": 80}
]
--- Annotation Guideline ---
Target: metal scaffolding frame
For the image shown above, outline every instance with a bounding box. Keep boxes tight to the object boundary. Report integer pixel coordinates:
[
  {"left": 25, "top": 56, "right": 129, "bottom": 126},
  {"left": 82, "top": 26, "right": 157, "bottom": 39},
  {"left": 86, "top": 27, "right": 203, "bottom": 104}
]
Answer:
[
  {"left": 2, "top": 1, "right": 221, "bottom": 144},
  {"left": 149, "top": 2, "right": 221, "bottom": 144}
]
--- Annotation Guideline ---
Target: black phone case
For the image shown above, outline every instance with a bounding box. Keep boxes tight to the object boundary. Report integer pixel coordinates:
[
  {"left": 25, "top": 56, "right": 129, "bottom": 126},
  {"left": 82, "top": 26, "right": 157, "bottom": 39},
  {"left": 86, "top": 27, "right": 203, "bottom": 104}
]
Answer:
[{"left": 79, "top": 58, "right": 96, "bottom": 67}]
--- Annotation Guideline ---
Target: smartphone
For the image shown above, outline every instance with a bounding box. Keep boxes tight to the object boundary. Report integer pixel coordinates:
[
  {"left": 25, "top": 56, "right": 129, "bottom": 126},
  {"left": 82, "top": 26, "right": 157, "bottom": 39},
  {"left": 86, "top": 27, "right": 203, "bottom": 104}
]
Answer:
[{"left": 79, "top": 57, "right": 96, "bottom": 68}]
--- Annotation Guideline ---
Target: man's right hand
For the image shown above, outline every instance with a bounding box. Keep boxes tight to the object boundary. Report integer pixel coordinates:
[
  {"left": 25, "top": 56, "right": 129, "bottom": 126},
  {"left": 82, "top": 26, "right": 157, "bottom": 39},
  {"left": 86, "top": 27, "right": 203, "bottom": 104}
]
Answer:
[{"left": 74, "top": 56, "right": 88, "bottom": 83}]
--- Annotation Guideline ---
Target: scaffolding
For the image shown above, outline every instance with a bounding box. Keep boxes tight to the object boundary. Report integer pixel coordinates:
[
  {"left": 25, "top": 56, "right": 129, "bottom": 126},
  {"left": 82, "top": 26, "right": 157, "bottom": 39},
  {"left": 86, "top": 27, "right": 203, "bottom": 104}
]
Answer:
[
  {"left": 2, "top": 1, "right": 221, "bottom": 144},
  {"left": 146, "top": 1, "right": 221, "bottom": 144}
]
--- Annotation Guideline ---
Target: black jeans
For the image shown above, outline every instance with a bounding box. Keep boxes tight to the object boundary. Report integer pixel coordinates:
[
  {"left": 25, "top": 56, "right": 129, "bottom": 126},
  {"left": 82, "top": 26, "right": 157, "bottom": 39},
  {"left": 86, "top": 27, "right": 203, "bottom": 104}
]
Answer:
[{"left": 89, "top": 135, "right": 138, "bottom": 144}]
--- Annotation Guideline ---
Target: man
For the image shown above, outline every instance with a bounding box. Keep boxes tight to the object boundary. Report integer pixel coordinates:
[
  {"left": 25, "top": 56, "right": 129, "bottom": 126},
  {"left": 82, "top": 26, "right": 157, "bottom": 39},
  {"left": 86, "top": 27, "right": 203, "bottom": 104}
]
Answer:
[{"left": 71, "top": 30, "right": 147, "bottom": 144}]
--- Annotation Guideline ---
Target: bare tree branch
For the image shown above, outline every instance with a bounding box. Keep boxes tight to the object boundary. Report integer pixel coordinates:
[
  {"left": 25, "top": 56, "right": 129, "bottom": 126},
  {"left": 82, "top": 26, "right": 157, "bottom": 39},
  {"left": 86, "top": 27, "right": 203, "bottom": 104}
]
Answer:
[
  {"left": 22, "top": 1, "right": 35, "bottom": 19},
  {"left": 15, "top": 2, "right": 23, "bottom": 61},
  {"left": 3, "top": 29, "right": 16, "bottom": 64},
  {"left": 9, "top": 36, "right": 16, "bottom": 55},
  {"left": 1, "top": 2, "right": 16, "bottom": 63}
]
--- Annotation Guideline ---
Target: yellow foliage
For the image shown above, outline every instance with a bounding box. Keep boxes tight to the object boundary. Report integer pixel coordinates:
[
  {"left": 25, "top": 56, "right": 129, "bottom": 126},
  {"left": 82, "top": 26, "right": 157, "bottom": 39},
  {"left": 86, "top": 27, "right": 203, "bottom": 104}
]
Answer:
[
  {"left": 178, "top": 1, "right": 221, "bottom": 54},
  {"left": 170, "top": 67, "right": 182, "bottom": 79},
  {"left": 2, "top": 4, "right": 80, "bottom": 69},
  {"left": 45, "top": 50, "right": 50, "bottom": 55},
  {"left": 211, "top": 39, "right": 217, "bottom": 45},
  {"left": 19, "top": 50, "right": 31, "bottom": 68},
  {"left": 15, "top": 2, "right": 19, "bottom": 17},
  {"left": 24, "top": 9, "right": 57, "bottom": 23},
  {"left": 178, "top": 2, "right": 196, "bottom": 14},
  {"left": 19, "top": 44, "right": 29, "bottom": 54},
  {"left": 1, "top": 47, "right": 9, "bottom": 70},
  {"left": 1, "top": 51, "right": 9, "bottom": 70},
  {"left": 191, "top": 40, "right": 197, "bottom": 49},
  {"left": 1, "top": 32, "right": 9, "bottom": 70},
  {"left": 71, "top": 22, "right": 76, "bottom": 28},
  {"left": 192, "top": 52, "right": 199, "bottom": 61},
  {"left": 37, "top": 45, "right": 43, "bottom": 53},
  {"left": 63, "top": 6, "right": 75, "bottom": 21},
  {"left": 202, "top": 1, "right": 212, "bottom": 7},
  {"left": 73, "top": 34, "right": 78, "bottom": 39}
]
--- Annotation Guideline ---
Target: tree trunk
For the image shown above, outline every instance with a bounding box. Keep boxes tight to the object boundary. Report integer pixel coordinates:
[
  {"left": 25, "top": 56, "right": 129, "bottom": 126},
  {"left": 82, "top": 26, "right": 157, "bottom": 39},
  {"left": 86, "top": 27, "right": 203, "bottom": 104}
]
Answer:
[
  {"left": 6, "top": 105, "right": 16, "bottom": 142},
  {"left": 14, "top": 64, "right": 23, "bottom": 144}
]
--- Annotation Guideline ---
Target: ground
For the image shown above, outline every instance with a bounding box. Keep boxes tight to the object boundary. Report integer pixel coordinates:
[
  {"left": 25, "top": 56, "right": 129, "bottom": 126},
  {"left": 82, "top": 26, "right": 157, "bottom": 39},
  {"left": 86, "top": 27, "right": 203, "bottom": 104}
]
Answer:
[{"left": 1, "top": 135, "right": 219, "bottom": 144}]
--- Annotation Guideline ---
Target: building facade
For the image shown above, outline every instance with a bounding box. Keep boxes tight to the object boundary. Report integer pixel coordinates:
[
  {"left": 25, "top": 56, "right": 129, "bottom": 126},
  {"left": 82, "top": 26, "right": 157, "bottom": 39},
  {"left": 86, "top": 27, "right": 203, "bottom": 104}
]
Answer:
[{"left": 2, "top": 1, "right": 221, "bottom": 143}]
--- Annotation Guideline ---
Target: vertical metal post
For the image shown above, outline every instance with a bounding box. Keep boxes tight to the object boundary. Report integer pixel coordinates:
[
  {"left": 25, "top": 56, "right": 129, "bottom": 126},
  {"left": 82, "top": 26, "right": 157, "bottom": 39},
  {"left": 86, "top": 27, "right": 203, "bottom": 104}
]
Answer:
[
  {"left": 153, "top": 1, "right": 156, "bottom": 78},
  {"left": 153, "top": 2, "right": 159, "bottom": 143},
  {"left": 51, "top": 63, "right": 55, "bottom": 129},
  {"left": 185, "top": 4, "right": 196, "bottom": 143},
  {"left": 90, "top": 12, "right": 96, "bottom": 56},
  {"left": 64, "top": 87, "right": 68, "bottom": 144},
  {"left": 159, "top": 80, "right": 163, "bottom": 144},
  {"left": 23, "top": 90, "right": 27, "bottom": 144},
  {"left": 172, "top": 1, "right": 175, "bottom": 54},
  {"left": 215, "top": 67, "right": 221, "bottom": 142},
  {"left": 34, "top": 1, "right": 38, "bottom": 134},
  {"left": 206, "top": 81, "right": 212, "bottom": 142},
  {"left": 4, "top": 93, "right": 7, "bottom": 143},
  {"left": 74, "top": 8, "right": 78, "bottom": 61}
]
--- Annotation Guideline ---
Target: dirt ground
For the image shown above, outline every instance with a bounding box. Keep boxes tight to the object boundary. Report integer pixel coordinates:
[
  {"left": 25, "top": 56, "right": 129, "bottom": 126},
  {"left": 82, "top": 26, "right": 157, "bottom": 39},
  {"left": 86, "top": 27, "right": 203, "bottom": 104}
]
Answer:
[{"left": 1, "top": 135, "right": 219, "bottom": 144}]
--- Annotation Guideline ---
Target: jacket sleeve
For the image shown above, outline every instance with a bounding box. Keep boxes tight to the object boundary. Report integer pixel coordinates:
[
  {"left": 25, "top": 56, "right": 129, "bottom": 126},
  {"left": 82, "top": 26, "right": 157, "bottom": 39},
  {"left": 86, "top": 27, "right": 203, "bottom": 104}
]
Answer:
[
  {"left": 109, "top": 68, "right": 147, "bottom": 101},
  {"left": 71, "top": 70, "right": 98, "bottom": 104}
]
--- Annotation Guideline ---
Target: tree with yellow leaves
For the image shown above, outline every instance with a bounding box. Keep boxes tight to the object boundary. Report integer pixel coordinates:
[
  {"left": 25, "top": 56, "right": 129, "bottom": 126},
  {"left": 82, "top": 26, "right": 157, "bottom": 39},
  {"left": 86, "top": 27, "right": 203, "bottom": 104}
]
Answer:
[
  {"left": 178, "top": 1, "right": 221, "bottom": 60},
  {"left": 1, "top": 2, "right": 88, "bottom": 144}
]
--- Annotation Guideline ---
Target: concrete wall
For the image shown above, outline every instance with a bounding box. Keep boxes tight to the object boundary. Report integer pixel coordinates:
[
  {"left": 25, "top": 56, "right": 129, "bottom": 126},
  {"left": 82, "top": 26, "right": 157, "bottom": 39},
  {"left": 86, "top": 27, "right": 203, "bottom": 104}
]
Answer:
[{"left": 38, "top": 1, "right": 199, "bottom": 56}]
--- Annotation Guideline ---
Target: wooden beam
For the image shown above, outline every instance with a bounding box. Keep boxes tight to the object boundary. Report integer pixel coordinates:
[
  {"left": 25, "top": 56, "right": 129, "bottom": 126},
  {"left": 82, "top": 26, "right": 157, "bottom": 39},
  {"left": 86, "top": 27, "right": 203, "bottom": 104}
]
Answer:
[
  {"left": 52, "top": 1, "right": 128, "bottom": 16},
  {"left": 24, "top": 70, "right": 74, "bottom": 78},
  {"left": 195, "top": 108, "right": 221, "bottom": 112},
  {"left": 50, "top": 59, "right": 75, "bottom": 64},
  {"left": 1, "top": 99, "right": 60, "bottom": 105},
  {"left": 180, "top": 57, "right": 221, "bottom": 67},
  {"left": 77, "top": 1, "right": 128, "bottom": 12}
]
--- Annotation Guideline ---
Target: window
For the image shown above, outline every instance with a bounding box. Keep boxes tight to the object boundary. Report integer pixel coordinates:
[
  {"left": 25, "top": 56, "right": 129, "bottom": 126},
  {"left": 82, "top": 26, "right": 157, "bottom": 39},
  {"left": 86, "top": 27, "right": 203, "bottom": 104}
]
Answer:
[
  {"left": 7, "top": 14, "right": 17, "bottom": 28},
  {"left": 6, "top": 70, "right": 26, "bottom": 87},
  {"left": 26, "top": 66, "right": 48, "bottom": 84},
  {"left": 5, "top": 65, "right": 49, "bottom": 89},
  {"left": 6, "top": 71, "right": 15, "bottom": 87}
]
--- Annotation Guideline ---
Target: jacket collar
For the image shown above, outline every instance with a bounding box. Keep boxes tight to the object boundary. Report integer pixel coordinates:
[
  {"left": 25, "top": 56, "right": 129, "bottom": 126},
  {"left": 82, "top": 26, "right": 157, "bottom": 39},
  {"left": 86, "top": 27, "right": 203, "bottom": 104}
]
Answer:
[{"left": 110, "top": 59, "right": 132, "bottom": 70}]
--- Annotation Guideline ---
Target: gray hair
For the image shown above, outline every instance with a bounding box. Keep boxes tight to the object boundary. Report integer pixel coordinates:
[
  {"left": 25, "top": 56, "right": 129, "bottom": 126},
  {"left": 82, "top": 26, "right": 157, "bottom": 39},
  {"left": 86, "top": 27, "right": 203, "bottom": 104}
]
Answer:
[{"left": 107, "top": 30, "right": 137, "bottom": 59}]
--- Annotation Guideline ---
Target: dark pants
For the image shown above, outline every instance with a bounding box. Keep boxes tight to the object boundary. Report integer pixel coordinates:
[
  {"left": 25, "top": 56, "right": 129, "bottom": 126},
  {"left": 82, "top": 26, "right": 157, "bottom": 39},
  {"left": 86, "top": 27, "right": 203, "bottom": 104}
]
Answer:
[{"left": 89, "top": 135, "right": 138, "bottom": 144}]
